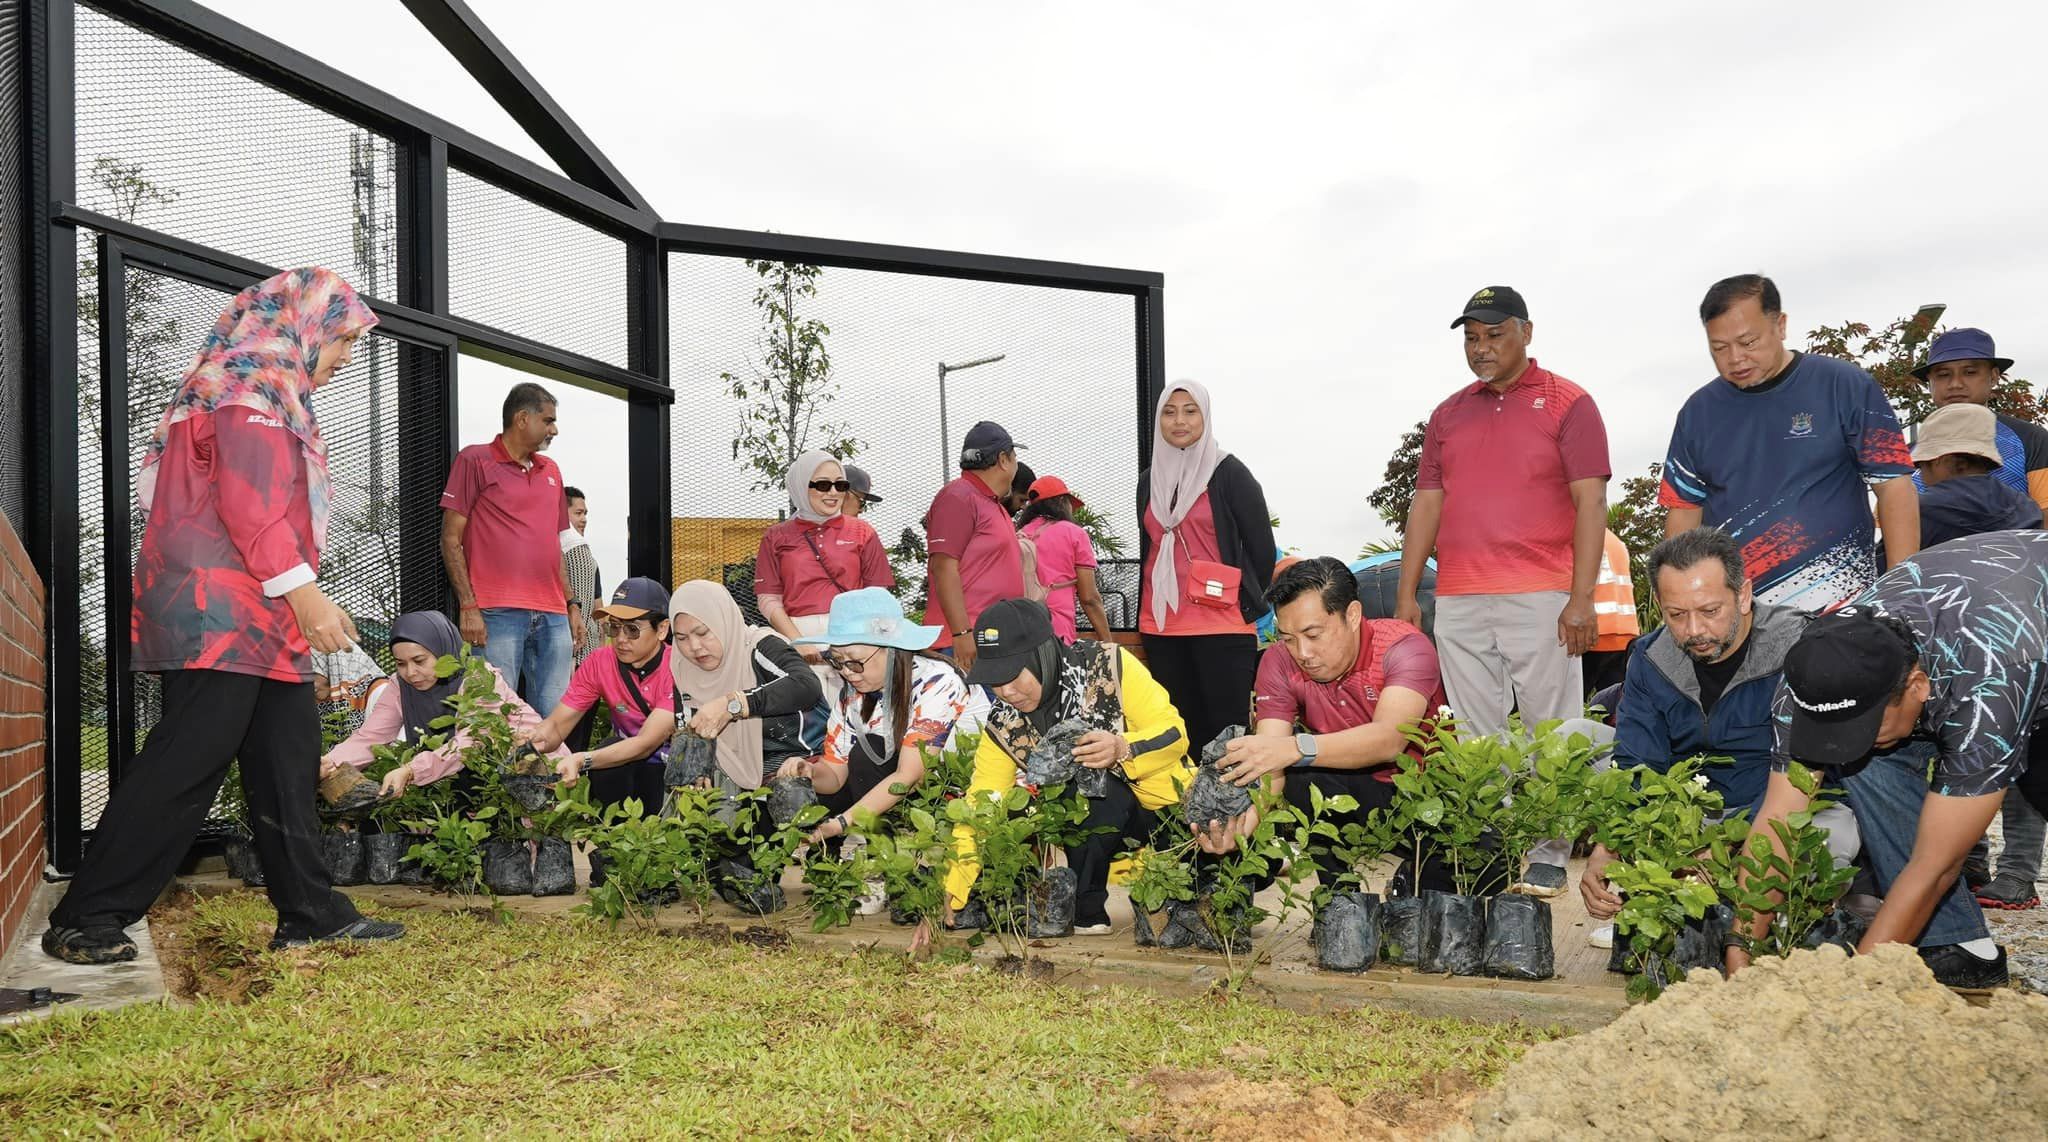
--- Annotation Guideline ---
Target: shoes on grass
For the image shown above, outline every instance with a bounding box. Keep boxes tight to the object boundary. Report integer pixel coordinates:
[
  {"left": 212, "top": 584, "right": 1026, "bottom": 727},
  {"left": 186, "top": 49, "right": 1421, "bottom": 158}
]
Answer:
[
  {"left": 42, "top": 924, "right": 138, "bottom": 965},
  {"left": 1920, "top": 942, "right": 2008, "bottom": 989},
  {"left": 268, "top": 918, "right": 406, "bottom": 951},
  {"left": 1511, "top": 863, "right": 1569, "bottom": 898},
  {"left": 1975, "top": 874, "right": 2040, "bottom": 911}
]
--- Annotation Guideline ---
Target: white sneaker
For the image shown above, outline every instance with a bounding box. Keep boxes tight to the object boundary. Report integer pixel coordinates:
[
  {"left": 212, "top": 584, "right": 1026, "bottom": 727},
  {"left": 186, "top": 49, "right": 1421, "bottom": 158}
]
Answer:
[
  {"left": 1073, "top": 921, "right": 1113, "bottom": 936},
  {"left": 855, "top": 877, "right": 887, "bottom": 916},
  {"left": 1588, "top": 923, "right": 1614, "bottom": 949}
]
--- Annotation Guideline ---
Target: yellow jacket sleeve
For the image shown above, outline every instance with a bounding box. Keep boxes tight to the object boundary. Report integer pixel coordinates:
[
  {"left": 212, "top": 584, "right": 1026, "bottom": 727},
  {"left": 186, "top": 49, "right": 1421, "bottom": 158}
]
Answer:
[
  {"left": 944, "top": 729, "right": 1019, "bottom": 909},
  {"left": 1116, "top": 649, "right": 1194, "bottom": 810}
]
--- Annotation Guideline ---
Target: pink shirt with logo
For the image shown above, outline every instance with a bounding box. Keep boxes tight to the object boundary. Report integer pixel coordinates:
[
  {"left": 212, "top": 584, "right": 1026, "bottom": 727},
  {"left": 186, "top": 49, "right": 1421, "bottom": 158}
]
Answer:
[
  {"left": 924, "top": 474, "right": 1025, "bottom": 628},
  {"left": 1022, "top": 517, "right": 1096, "bottom": 642},
  {"left": 754, "top": 514, "right": 894, "bottom": 617},
  {"left": 1138, "top": 491, "right": 1252, "bottom": 637},
  {"left": 440, "top": 435, "right": 574, "bottom": 613},
  {"left": 560, "top": 644, "right": 677, "bottom": 741}
]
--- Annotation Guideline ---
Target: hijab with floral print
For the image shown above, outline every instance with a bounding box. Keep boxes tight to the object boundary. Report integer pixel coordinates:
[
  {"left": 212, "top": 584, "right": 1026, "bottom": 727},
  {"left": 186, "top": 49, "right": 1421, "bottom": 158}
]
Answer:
[{"left": 136, "top": 267, "right": 379, "bottom": 553}]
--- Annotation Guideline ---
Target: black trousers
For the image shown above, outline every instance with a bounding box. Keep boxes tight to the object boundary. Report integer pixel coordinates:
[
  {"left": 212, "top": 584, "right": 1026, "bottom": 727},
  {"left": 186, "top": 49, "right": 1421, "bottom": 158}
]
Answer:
[
  {"left": 1140, "top": 632, "right": 1259, "bottom": 759},
  {"left": 563, "top": 703, "right": 600, "bottom": 753},
  {"left": 1069, "top": 777, "right": 1155, "bottom": 927},
  {"left": 821, "top": 734, "right": 897, "bottom": 816},
  {"left": 51, "top": 670, "right": 360, "bottom": 938},
  {"left": 586, "top": 759, "right": 666, "bottom": 814},
  {"left": 1280, "top": 767, "right": 1502, "bottom": 896}
]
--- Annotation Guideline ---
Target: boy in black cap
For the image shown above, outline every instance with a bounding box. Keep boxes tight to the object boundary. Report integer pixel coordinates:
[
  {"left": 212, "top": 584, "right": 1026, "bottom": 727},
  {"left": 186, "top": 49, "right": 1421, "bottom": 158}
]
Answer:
[{"left": 1741, "top": 531, "right": 2048, "bottom": 986}]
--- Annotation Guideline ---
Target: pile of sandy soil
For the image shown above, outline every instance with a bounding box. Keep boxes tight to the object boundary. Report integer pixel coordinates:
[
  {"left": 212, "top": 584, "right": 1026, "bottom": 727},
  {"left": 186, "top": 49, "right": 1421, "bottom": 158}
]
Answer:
[
  {"left": 1127, "top": 1064, "right": 1480, "bottom": 1141},
  {"left": 1458, "top": 943, "right": 2048, "bottom": 1140}
]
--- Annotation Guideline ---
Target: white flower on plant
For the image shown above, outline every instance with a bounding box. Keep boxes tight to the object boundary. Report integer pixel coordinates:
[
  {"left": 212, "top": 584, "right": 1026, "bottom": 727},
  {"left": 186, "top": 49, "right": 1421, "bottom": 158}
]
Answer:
[
  {"left": 1437, "top": 705, "right": 1455, "bottom": 720},
  {"left": 1691, "top": 774, "right": 1710, "bottom": 789}
]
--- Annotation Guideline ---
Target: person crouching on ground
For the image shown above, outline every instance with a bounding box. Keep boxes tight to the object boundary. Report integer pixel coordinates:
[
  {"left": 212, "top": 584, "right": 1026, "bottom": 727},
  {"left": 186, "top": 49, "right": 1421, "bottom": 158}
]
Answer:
[
  {"left": 321, "top": 612, "right": 565, "bottom": 798},
  {"left": 526, "top": 577, "right": 679, "bottom": 813},
  {"left": 948, "top": 598, "right": 1195, "bottom": 935}
]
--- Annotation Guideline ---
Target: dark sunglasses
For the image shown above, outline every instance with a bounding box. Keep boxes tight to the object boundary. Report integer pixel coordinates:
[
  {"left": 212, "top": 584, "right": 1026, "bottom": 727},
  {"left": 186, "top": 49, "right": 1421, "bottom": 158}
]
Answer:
[
  {"left": 601, "top": 618, "right": 653, "bottom": 640},
  {"left": 807, "top": 479, "right": 852, "bottom": 493},
  {"left": 824, "top": 647, "right": 884, "bottom": 674}
]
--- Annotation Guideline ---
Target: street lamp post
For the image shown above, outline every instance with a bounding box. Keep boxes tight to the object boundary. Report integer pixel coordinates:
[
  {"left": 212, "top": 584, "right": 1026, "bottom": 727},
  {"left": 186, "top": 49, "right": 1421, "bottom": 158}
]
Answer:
[{"left": 937, "top": 354, "right": 1006, "bottom": 483}]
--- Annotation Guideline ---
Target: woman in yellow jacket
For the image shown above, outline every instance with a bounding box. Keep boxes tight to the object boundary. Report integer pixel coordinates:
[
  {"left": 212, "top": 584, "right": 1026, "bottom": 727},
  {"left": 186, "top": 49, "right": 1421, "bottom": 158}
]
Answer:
[{"left": 950, "top": 598, "right": 1193, "bottom": 933}]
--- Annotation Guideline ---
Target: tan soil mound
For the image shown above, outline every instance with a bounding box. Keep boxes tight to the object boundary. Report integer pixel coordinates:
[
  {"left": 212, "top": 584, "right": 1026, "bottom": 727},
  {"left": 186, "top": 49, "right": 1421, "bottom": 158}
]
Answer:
[
  {"left": 1459, "top": 943, "right": 2048, "bottom": 1140},
  {"left": 1127, "top": 1065, "right": 1480, "bottom": 1141}
]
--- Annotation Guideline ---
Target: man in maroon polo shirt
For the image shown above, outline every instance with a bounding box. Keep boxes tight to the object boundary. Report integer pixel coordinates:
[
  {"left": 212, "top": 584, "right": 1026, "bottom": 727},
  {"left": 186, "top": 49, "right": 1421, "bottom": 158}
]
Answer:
[
  {"left": 1396, "top": 285, "right": 1611, "bottom": 898},
  {"left": 925, "top": 420, "right": 1027, "bottom": 671},
  {"left": 1210, "top": 556, "right": 1462, "bottom": 893},
  {"left": 441, "top": 381, "right": 577, "bottom": 715}
]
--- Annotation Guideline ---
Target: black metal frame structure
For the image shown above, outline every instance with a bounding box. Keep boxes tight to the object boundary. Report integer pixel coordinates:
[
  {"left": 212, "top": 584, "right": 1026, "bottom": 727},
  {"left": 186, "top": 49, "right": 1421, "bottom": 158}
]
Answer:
[{"left": 12, "top": 0, "right": 1164, "bottom": 873}]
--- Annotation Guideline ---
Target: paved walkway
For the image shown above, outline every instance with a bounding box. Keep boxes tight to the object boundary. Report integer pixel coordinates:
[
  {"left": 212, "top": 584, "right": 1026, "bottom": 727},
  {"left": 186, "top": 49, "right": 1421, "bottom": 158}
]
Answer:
[{"left": 0, "top": 881, "right": 166, "bottom": 1025}]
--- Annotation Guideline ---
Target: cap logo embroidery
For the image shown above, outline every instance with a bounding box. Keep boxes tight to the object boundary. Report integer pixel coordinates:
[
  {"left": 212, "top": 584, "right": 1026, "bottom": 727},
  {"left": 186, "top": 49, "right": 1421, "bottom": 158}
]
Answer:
[
  {"left": 1790, "top": 689, "right": 1858, "bottom": 713},
  {"left": 1472, "top": 288, "right": 1494, "bottom": 301}
]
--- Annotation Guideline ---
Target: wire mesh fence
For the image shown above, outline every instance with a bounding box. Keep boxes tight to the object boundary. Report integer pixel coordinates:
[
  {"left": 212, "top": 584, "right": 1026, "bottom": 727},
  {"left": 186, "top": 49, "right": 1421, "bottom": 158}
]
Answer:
[
  {"left": 447, "top": 166, "right": 629, "bottom": 367},
  {"left": 0, "top": 0, "right": 25, "bottom": 536},
  {"left": 667, "top": 252, "right": 1141, "bottom": 629},
  {"left": 73, "top": 4, "right": 400, "bottom": 294}
]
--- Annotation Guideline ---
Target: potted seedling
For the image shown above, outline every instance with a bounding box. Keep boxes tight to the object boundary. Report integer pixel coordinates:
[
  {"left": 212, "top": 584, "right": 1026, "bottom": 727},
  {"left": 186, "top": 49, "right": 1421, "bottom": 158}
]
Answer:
[
  {"left": 1308, "top": 790, "right": 1391, "bottom": 973},
  {"left": 1022, "top": 786, "right": 1097, "bottom": 938},
  {"left": 403, "top": 804, "right": 495, "bottom": 914},
  {"left": 1591, "top": 757, "right": 1739, "bottom": 996},
  {"left": 1475, "top": 723, "right": 1605, "bottom": 981},
  {"left": 1396, "top": 727, "right": 1514, "bottom": 976},
  {"left": 1126, "top": 798, "right": 1201, "bottom": 949},
  {"left": 1710, "top": 761, "right": 1859, "bottom": 967}
]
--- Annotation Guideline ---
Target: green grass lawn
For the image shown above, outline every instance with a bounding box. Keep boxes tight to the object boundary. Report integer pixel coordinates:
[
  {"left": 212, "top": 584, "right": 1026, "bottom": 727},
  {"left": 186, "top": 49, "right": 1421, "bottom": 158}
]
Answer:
[{"left": 1, "top": 894, "right": 1557, "bottom": 1137}]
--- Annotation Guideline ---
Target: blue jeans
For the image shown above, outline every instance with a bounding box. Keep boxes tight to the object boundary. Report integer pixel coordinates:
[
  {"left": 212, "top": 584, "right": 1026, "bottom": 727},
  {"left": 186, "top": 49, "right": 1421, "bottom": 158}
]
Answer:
[
  {"left": 1839, "top": 740, "right": 1986, "bottom": 948},
  {"left": 481, "top": 608, "right": 572, "bottom": 717}
]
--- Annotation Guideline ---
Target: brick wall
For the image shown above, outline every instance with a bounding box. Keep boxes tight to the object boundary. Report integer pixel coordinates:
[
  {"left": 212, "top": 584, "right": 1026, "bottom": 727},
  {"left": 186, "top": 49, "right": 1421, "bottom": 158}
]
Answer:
[{"left": 0, "top": 509, "right": 45, "bottom": 955}]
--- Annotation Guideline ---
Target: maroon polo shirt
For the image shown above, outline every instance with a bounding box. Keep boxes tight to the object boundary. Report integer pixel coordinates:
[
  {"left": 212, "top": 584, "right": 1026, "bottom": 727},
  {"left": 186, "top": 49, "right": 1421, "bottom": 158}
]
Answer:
[
  {"left": 924, "top": 473, "right": 1025, "bottom": 629},
  {"left": 1253, "top": 618, "right": 1445, "bottom": 781},
  {"left": 753, "top": 514, "right": 894, "bottom": 617},
  {"left": 440, "top": 435, "right": 572, "bottom": 613},
  {"left": 1416, "top": 360, "right": 1610, "bottom": 596}
]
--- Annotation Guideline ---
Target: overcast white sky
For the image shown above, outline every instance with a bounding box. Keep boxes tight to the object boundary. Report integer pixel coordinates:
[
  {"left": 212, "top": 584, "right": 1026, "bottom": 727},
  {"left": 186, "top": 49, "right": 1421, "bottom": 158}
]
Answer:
[{"left": 202, "top": 0, "right": 2048, "bottom": 570}]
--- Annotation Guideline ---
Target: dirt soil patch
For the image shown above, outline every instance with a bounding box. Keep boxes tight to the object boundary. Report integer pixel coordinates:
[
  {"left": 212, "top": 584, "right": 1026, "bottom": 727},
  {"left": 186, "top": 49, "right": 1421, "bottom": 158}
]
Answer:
[
  {"left": 1125, "top": 1064, "right": 1480, "bottom": 1141},
  {"left": 1458, "top": 943, "right": 2048, "bottom": 1140}
]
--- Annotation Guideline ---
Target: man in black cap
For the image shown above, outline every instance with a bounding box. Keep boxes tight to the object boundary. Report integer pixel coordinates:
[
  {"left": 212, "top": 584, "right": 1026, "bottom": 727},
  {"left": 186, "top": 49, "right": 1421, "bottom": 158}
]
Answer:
[
  {"left": 1396, "top": 285, "right": 1612, "bottom": 898},
  {"left": 843, "top": 465, "right": 881, "bottom": 518},
  {"left": 1738, "top": 530, "right": 2048, "bottom": 986},
  {"left": 924, "top": 421, "right": 1026, "bottom": 671}
]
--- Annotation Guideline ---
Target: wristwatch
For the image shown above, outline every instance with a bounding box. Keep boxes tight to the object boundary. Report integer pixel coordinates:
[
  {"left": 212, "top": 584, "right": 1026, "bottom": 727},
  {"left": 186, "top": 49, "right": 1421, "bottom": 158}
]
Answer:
[
  {"left": 1292, "top": 733, "right": 1319, "bottom": 768},
  {"left": 726, "top": 694, "right": 746, "bottom": 719}
]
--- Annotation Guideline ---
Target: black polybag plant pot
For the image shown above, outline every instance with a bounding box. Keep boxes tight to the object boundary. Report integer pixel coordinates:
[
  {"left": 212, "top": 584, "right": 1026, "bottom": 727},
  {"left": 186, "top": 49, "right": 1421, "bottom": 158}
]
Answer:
[
  {"left": 1482, "top": 893, "right": 1555, "bottom": 980},
  {"left": 665, "top": 732, "right": 720, "bottom": 789},
  {"left": 1419, "top": 891, "right": 1487, "bottom": 976},
  {"left": 482, "top": 838, "right": 533, "bottom": 895},
  {"left": 503, "top": 775, "right": 558, "bottom": 815},
  {"left": 1314, "top": 891, "right": 1382, "bottom": 972},
  {"left": 530, "top": 837, "right": 576, "bottom": 896},
  {"left": 1181, "top": 764, "right": 1253, "bottom": 830},
  {"left": 1381, "top": 894, "right": 1423, "bottom": 965},
  {"left": 395, "top": 834, "right": 430, "bottom": 886},
  {"left": 714, "top": 858, "right": 785, "bottom": 916},
  {"left": 364, "top": 833, "right": 412, "bottom": 885},
  {"left": 765, "top": 777, "right": 819, "bottom": 828},
  {"left": 321, "top": 832, "right": 366, "bottom": 887},
  {"left": 1020, "top": 718, "right": 1090, "bottom": 790},
  {"left": 1141, "top": 898, "right": 1249, "bottom": 953},
  {"left": 1027, "top": 867, "right": 1077, "bottom": 938},
  {"left": 1675, "top": 903, "right": 1734, "bottom": 971},
  {"left": 223, "top": 838, "right": 266, "bottom": 886},
  {"left": 1801, "top": 905, "right": 1868, "bottom": 952}
]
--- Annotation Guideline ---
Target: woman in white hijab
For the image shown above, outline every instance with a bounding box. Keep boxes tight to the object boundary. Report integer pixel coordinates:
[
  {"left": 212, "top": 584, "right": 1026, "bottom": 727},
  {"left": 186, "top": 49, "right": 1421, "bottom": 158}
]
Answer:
[
  {"left": 752, "top": 450, "right": 895, "bottom": 695},
  {"left": 1135, "top": 381, "right": 1277, "bottom": 755}
]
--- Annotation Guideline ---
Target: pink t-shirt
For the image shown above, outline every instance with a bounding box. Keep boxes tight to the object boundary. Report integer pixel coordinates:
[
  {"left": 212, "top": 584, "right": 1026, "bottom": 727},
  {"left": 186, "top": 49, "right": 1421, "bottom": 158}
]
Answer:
[
  {"left": 1139, "top": 491, "right": 1253, "bottom": 637},
  {"left": 1022, "top": 517, "right": 1096, "bottom": 642},
  {"left": 440, "top": 435, "right": 574, "bottom": 613},
  {"left": 924, "top": 474, "right": 1025, "bottom": 629},
  {"left": 560, "top": 645, "right": 677, "bottom": 741}
]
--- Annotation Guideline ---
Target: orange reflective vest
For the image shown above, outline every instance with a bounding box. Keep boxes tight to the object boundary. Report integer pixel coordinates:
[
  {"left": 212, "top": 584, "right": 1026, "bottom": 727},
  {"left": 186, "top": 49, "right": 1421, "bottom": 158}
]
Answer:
[{"left": 1593, "top": 530, "right": 1639, "bottom": 652}]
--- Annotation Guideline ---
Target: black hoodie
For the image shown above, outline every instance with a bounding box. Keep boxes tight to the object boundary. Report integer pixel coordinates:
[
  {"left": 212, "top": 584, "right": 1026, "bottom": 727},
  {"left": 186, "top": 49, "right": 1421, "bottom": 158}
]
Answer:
[{"left": 1918, "top": 474, "right": 2044, "bottom": 551}]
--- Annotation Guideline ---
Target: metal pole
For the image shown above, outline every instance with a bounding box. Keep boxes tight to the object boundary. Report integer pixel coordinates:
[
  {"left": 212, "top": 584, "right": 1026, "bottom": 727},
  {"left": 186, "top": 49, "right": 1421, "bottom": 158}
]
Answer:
[{"left": 937, "top": 354, "right": 1006, "bottom": 484}]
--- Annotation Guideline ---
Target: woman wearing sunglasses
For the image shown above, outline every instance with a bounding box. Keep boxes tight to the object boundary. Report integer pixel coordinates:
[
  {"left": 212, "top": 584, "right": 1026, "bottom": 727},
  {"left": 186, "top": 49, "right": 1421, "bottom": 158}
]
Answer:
[
  {"left": 753, "top": 451, "right": 895, "bottom": 687},
  {"left": 526, "top": 577, "right": 679, "bottom": 814},
  {"left": 783, "top": 588, "right": 988, "bottom": 844}
]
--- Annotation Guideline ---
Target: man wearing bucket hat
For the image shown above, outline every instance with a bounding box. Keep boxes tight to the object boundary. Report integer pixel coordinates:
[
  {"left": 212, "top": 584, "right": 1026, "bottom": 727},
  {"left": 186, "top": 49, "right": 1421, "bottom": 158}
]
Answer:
[
  {"left": 1733, "top": 531, "right": 2048, "bottom": 987},
  {"left": 1914, "top": 328, "right": 2048, "bottom": 515},
  {"left": 1910, "top": 403, "right": 2043, "bottom": 551}
]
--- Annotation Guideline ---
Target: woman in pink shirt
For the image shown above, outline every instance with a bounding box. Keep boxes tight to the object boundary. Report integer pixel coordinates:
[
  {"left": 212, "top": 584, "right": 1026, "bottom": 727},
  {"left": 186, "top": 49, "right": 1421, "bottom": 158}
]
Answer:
[
  {"left": 754, "top": 451, "right": 894, "bottom": 682},
  {"left": 320, "top": 612, "right": 564, "bottom": 796},
  {"left": 1136, "top": 382, "right": 1277, "bottom": 756},
  {"left": 1017, "top": 475, "right": 1113, "bottom": 644}
]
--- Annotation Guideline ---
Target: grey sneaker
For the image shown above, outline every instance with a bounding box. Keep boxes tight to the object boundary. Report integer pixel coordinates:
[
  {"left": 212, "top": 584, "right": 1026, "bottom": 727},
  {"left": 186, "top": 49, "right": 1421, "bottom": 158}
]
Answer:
[
  {"left": 1512, "top": 863, "right": 1569, "bottom": 898},
  {"left": 269, "top": 918, "right": 406, "bottom": 951}
]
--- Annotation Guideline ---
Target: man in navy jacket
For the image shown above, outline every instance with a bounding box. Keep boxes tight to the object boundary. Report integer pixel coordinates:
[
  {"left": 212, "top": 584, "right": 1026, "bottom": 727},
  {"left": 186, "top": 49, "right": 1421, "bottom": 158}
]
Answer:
[{"left": 1579, "top": 528, "right": 1858, "bottom": 922}]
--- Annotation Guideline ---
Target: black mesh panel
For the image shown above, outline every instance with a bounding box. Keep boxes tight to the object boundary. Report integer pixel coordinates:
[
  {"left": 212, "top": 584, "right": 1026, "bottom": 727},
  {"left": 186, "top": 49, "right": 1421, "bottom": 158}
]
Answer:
[
  {"left": 0, "top": 0, "right": 25, "bottom": 532},
  {"left": 447, "top": 167, "right": 628, "bottom": 367}
]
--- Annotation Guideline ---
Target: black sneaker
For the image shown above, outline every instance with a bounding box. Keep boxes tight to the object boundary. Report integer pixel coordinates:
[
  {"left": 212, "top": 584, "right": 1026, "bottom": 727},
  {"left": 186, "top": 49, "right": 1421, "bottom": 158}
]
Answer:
[
  {"left": 1975, "top": 874, "right": 2041, "bottom": 911},
  {"left": 268, "top": 918, "right": 406, "bottom": 951},
  {"left": 1920, "top": 943, "right": 2008, "bottom": 989},
  {"left": 41, "top": 924, "right": 138, "bottom": 965}
]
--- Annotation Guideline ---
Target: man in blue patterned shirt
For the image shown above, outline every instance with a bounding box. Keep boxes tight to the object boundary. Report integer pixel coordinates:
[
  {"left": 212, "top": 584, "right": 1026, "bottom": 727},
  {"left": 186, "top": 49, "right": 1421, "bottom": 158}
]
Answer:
[{"left": 1739, "top": 531, "right": 2048, "bottom": 987}]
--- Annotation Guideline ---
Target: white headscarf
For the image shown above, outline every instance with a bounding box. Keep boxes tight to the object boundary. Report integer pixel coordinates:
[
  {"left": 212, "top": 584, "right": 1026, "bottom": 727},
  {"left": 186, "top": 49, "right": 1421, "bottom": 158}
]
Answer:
[
  {"left": 670, "top": 581, "right": 771, "bottom": 788},
  {"left": 1147, "top": 380, "right": 1227, "bottom": 628},
  {"left": 786, "top": 450, "right": 843, "bottom": 525}
]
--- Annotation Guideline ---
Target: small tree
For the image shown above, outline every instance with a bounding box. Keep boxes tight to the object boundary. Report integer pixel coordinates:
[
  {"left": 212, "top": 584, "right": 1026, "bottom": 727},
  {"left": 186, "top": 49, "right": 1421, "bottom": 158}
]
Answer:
[
  {"left": 1608, "top": 462, "right": 1666, "bottom": 629},
  {"left": 1366, "top": 420, "right": 1428, "bottom": 534},
  {"left": 723, "top": 260, "right": 861, "bottom": 494}
]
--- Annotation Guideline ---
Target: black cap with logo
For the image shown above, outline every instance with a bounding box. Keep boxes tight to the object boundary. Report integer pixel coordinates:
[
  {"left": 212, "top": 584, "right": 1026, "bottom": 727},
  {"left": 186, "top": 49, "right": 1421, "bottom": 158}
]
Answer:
[
  {"left": 594, "top": 576, "right": 671, "bottom": 622},
  {"left": 1781, "top": 606, "right": 1916, "bottom": 766},
  {"left": 1449, "top": 285, "right": 1530, "bottom": 329},
  {"left": 960, "top": 421, "right": 1025, "bottom": 470},
  {"left": 963, "top": 597, "right": 1057, "bottom": 686}
]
